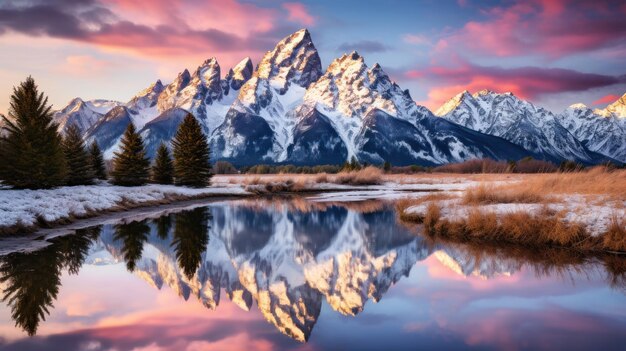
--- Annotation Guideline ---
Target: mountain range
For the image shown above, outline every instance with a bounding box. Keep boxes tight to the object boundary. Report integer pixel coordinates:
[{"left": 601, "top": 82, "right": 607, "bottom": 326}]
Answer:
[{"left": 52, "top": 29, "right": 626, "bottom": 165}]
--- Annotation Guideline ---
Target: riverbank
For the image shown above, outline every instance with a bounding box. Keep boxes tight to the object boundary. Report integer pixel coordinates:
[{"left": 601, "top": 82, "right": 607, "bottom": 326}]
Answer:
[
  {"left": 397, "top": 168, "right": 626, "bottom": 253},
  {"left": 0, "top": 183, "right": 250, "bottom": 236},
  {"left": 0, "top": 170, "right": 486, "bottom": 236}
]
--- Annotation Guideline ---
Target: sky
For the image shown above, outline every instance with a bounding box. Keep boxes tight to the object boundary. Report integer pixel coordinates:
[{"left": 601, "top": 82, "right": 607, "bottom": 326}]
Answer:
[{"left": 0, "top": 0, "right": 624, "bottom": 115}]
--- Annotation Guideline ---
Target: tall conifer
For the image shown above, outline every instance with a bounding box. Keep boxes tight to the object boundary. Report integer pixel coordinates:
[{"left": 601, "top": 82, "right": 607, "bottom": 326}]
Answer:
[
  {"left": 62, "top": 124, "right": 94, "bottom": 185},
  {"left": 0, "top": 77, "right": 66, "bottom": 189},
  {"left": 151, "top": 143, "right": 173, "bottom": 184},
  {"left": 89, "top": 141, "right": 107, "bottom": 180},
  {"left": 110, "top": 123, "right": 149, "bottom": 186},
  {"left": 172, "top": 113, "right": 212, "bottom": 187}
]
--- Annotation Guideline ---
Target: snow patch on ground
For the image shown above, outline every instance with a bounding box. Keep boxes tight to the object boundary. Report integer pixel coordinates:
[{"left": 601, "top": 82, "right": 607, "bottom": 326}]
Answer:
[
  {"left": 0, "top": 184, "right": 247, "bottom": 230},
  {"left": 404, "top": 194, "right": 625, "bottom": 237}
]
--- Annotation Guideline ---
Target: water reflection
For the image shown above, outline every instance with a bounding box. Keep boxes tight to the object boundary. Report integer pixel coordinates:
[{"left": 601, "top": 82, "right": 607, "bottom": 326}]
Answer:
[
  {"left": 0, "top": 199, "right": 624, "bottom": 349},
  {"left": 0, "top": 227, "right": 100, "bottom": 336}
]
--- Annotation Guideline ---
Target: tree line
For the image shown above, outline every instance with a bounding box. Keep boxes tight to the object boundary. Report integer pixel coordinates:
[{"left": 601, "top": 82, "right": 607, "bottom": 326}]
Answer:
[{"left": 0, "top": 77, "right": 212, "bottom": 189}]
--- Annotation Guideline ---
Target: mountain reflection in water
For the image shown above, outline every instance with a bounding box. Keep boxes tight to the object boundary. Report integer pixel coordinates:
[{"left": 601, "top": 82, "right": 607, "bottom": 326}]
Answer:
[{"left": 0, "top": 198, "right": 624, "bottom": 350}]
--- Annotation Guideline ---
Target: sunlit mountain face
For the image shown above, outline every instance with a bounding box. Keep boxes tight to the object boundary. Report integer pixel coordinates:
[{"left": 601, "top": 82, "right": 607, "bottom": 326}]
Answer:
[{"left": 0, "top": 198, "right": 624, "bottom": 350}]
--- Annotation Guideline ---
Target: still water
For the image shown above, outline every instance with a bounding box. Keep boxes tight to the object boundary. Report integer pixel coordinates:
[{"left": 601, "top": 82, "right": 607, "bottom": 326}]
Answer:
[{"left": 0, "top": 198, "right": 624, "bottom": 350}]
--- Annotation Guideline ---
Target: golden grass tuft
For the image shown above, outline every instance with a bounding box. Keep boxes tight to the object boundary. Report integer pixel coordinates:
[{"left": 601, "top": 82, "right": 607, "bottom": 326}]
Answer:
[
  {"left": 463, "top": 184, "right": 545, "bottom": 205},
  {"left": 601, "top": 216, "right": 626, "bottom": 252},
  {"left": 334, "top": 166, "right": 384, "bottom": 185}
]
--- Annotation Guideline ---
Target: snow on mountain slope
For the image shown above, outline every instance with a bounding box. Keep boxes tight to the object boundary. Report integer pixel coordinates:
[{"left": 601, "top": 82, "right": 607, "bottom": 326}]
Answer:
[
  {"left": 558, "top": 102, "right": 626, "bottom": 162},
  {"left": 595, "top": 92, "right": 626, "bottom": 119},
  {"left": 54, "top": 28, "right": 620, "bottom": 166},
  {"left": 79, "top": 56, "right": 253, "bottom": 158},
  {"left": 212, "top": 29, "right": 323, "bottom": 163},
  {"left": 53, "top": 98, "right": 122, "bottom": 134},
  {"left": 298, "top": 51, "right": 420, "bottom": 160},
  {"left": 436, "top": 90, "right": 609, "bottom": 163}
]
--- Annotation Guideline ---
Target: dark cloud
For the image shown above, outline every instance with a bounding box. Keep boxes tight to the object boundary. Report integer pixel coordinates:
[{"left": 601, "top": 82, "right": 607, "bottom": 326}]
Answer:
[
  {"left": 0, "top": 0, "right": 276, "bottom": 55},
  {"left": 337, "top": 40, "right": 390, "bottom": 53}
]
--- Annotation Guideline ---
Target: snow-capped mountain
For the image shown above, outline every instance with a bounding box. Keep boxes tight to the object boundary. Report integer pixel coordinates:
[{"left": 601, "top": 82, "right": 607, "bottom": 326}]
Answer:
[
  {"left": 53, "top": 98, "right": 121, "bottom": 134},
  {"left": 212, "top": 29, "right": 323, "bottom": 163},
  {"left": 594, "top": 93, "right": 626, "bottom": 119},
  {"left": 557, "top": 96, "right": 626, "bottom": 163},
  {"left": 436, "top": 90, "right": 612, "bottom": 164},
  {"left": 53, "top": 28, "right": 621, "bottom": 165}
]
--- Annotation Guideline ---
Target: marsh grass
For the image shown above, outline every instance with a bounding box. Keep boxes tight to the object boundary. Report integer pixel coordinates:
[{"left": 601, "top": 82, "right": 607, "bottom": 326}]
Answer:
[
  {"left": 463, "top": 184, "right": 546, "bottom": 204},
  {"left": 334, "top": 166, "right": 384, "bottom": 185},
  {"left": 400, "top": 201, "right": 625, "bottom": 253}
]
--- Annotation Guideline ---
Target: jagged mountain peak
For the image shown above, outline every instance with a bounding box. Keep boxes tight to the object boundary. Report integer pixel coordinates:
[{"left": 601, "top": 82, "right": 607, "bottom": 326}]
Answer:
[
  {"left": 434, "top": 90, "right": 473, "bottom": 116},
  {"left": 438, "top": 88, "right": 610, "bottom": 164},
  {"left": 133, "top": 80, "right": 165, "bottom": 100},
  {"left": 596, "top": 92, "right": 626, "bottom": 118},
  {"left": 225, "top": 57, "right": 254, "bottom": 91},
  {"left": 567, "top": 103, "right": 589, "bottom": 110},
  {"left": 255, "top": 28, "right": 322, "bottom": 89}
]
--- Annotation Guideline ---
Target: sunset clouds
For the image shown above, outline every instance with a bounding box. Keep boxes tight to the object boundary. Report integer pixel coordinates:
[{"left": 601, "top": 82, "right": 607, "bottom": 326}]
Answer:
[
  {"left": 400, "top": 0, "right": 626, "bottom": 109},
  {"left": 407, "top": 60, "right": 625, "bottom": 109},
  {"left": 0, "top": 0, "right": 624, "bottom": 114}
]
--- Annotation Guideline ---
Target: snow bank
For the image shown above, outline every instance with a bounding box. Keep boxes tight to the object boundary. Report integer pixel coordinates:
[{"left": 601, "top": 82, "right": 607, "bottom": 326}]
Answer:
[{"left": 0, "top": 184, "right": 247, "bottom": 231}]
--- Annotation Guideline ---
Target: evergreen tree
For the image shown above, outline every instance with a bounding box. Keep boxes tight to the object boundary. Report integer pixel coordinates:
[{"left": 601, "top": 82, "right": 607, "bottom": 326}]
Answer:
[
  {"left": 172, "top": 113, "right": 212, "bottom": 187},
  {"left": 89, "top": 141, "right": 107, "bottom": 180},
  {"left": 62, "top": 124, "right": 94, "bottom": 186},
  {"left": 110, "top": 123, "right": 149, "bottom": 186},
  {"left": 0, "top": 77, "right": 66, "bottom": 189},
  {"left": 151, "top": 142, "right": 174, "bottom": 184}
]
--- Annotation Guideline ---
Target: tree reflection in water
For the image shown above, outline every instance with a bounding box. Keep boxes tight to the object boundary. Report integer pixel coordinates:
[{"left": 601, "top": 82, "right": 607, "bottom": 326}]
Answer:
[
  {"left": 113, "top": 220, "right": 150, "bottom": 272},
  {"left": 0, "top": 226, "right": 101, "bottom": 336},
  {"left": 171, "top": 207, "right": 210, "bottom": 280}
]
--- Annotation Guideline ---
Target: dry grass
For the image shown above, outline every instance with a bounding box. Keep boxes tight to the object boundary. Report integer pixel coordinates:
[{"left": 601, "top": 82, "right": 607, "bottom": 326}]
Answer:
[
  {"left": 396, "top": 193, "right": 453, "bottom": 223},
  {"left": 501, "top": 167, "right": 626, "bottom": 200},
  {"left": 401, "top": 201, "right": 625, "bottom": 253},
  {"left": 463, "top": 184, "right": 546, "bottom": 205},
  {"left": 334, "top": 166, "right": 383, "bottom": 185},
  {"left": 602, "top": 216, "right": 626, "bottom": 252}
]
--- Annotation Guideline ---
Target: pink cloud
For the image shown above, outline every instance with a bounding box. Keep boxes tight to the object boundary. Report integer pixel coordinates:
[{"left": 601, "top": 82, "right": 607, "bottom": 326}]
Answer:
[
  {"left": 436, "top": 0, "right": 626, "bottom": 59},
  {"left": 282, "top": 2, "right": 316, "bottom": 26},
  {"left": 0, "top": 0, "right": 287, "bottom": 70},
  {"left": 403, "top": 34, "right": 431, "bottom": 46},
  {"left": 593, "top": 94, "right": 620, "bottom": 106},
  {"left": 405, "top": 60, "right": 624, "bottom": 109}
]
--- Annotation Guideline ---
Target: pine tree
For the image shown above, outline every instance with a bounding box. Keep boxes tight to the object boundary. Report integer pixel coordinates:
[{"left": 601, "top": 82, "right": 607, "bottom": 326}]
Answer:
[
  {"left": 62, "top": 124, "right": 94, "bottom": 186},
  {"left": 110, "top": 123, "right": 150, "bottom": 186},
  {"left": 89, "top": 141, "right": 107, "bottom": 180},
  {"left": 151, "top": 142, "right": 174, "bottom": 184},
  {"left": 172, "top": 113, "right": 212, "bottom": 187},
  {"left": 0, "top": 77, "right": 66, "bottom": 189}
]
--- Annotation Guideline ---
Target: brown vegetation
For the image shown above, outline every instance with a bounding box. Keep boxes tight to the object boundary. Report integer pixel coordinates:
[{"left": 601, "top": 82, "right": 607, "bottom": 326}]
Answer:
[
  {"left": 463, "top": 184, "right": 545, "bottom": 205},
  {"left": 398, "top": 201, "right": 626, "bottom": 253},
  {"left": 334, "top": 166, "right": 383, "bottom": 185}
]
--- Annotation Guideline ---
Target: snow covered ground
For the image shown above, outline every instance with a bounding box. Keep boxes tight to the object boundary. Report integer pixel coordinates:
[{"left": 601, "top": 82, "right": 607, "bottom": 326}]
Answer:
[
  {"left": 0, "top": 183, "right": 248, "bottom": 232},
  {"left": 403, "top": 193, "right": 626, "bottom": 237}
]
